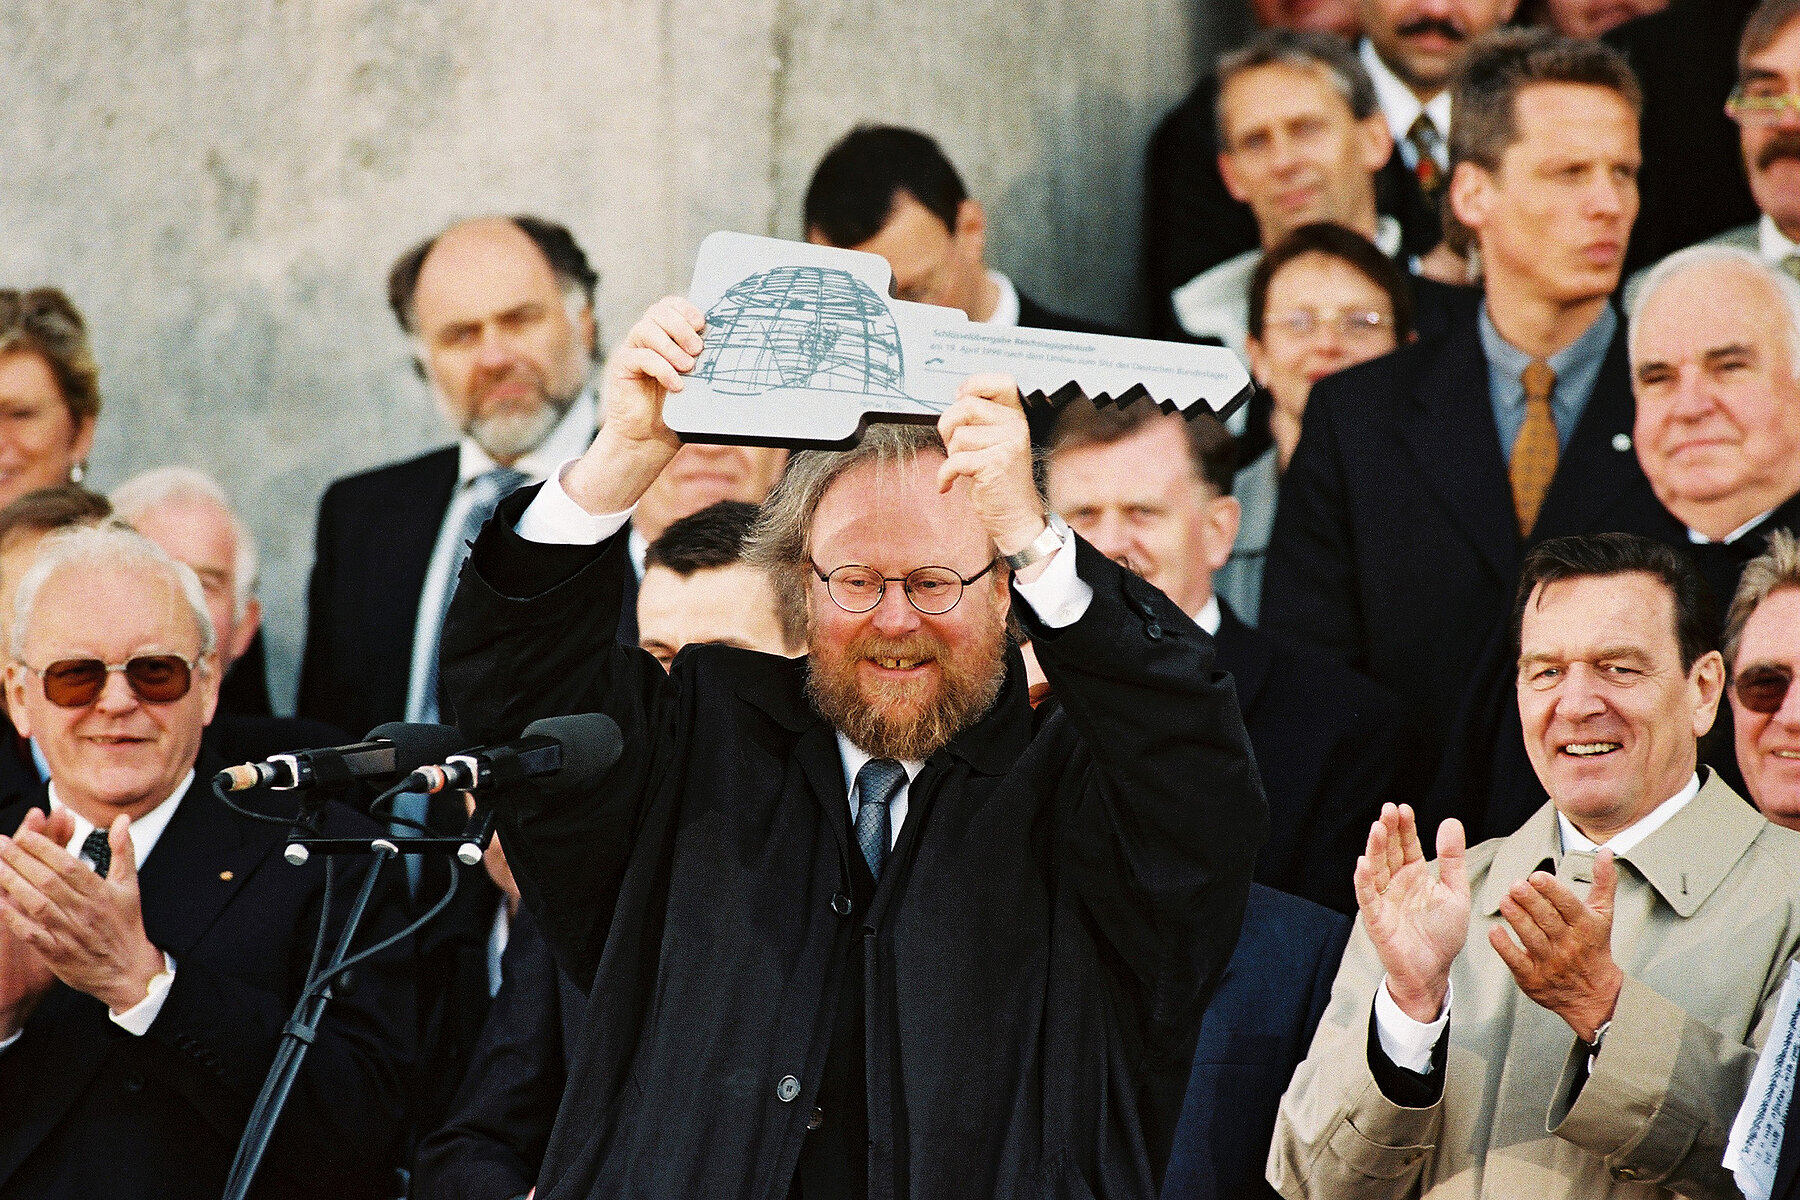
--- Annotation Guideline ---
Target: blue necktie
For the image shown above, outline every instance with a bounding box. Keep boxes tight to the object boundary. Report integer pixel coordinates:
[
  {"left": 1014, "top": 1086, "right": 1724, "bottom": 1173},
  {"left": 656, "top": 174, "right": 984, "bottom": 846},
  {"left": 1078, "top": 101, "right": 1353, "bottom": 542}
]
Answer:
[{"left": 854, "top": 758, "right": 906, "bottom": 881}]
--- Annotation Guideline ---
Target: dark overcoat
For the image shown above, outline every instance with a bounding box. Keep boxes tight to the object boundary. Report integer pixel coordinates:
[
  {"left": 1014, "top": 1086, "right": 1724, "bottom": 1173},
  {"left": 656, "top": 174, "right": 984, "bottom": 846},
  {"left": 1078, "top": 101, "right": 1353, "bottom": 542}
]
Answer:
[{"left": 441, "top": 492, "right": 1267, "bottom": 1200}]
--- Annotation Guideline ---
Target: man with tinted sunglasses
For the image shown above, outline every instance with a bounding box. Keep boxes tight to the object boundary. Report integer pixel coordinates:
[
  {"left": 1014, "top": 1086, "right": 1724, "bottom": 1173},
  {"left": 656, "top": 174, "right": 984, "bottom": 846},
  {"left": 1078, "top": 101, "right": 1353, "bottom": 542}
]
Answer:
[
  {"left": 1723, "top": 528, "right": 1800, "bottom": 831},
  {"left": 0, "top": 526, "right": 415, "bottom": 1200}
]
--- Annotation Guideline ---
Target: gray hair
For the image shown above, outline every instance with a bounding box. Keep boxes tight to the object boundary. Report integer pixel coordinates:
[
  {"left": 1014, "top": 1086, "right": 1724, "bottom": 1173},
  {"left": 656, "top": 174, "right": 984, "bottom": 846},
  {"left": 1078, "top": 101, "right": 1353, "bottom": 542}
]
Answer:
[
  {"left": 109, "top": 466, "right": 259, "bottom": 620},
  {"left": 1628, "top": 243, "right": 1800, "bottom": 375},
  {"left": 746, "top": 423, "right": 984, "bottom": 636},
  {"left": 12, "top": 525, "right": 216, "bottom": 661},
  {"left": 1725, "top": 528, "right": 1800, "bottom": 669},
  {"left": 1215, "top": 29, "right": 1379, "bottom": 148}
]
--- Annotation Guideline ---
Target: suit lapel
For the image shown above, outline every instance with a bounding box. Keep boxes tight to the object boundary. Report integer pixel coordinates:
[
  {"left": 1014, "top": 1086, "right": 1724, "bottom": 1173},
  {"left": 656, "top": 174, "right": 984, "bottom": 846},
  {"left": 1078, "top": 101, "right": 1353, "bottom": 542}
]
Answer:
[
  {"left": 137, "top": 763, "right": 272, "bottom": 957},
  {"left": 1211, "top": 603, "right": 1270, "bottom": 714},
  {"left": 1398, "top": 317, "right": 1521, "bottom": 583}
]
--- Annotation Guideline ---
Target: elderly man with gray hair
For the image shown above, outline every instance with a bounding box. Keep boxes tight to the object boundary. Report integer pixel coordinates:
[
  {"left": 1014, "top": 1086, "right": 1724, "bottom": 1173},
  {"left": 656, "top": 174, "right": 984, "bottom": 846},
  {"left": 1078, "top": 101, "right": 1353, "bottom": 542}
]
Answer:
[{"left": 0, "top": 525, "right": 415, "bottom": 1200}]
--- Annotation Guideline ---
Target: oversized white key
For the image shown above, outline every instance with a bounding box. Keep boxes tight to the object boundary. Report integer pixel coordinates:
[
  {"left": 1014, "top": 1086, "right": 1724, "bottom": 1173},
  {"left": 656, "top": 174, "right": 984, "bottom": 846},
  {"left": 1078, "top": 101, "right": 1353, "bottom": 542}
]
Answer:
[{"left": 662, "top": 231, "right": 1255, "bottom": 449}]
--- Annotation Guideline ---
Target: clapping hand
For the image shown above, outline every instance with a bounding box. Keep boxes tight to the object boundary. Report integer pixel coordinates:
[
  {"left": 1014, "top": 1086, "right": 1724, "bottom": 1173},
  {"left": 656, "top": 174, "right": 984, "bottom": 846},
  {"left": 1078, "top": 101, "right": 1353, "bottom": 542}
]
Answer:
[
  {"left": 1354, "top": 803, "right": 1471, "bottom": 1023},
  {"left": 1490, "top": 849, "right": 1623, "bottom": 1043}
]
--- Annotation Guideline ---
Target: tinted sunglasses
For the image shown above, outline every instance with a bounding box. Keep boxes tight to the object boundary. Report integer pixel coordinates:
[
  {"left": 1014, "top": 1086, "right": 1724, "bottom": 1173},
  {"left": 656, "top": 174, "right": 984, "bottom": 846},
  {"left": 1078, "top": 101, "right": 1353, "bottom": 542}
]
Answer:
[
  {"left": 24, "top": 655, "right": 195, "bottom": 708},
  {"left": 1735, "top": 664, "right": 1795, "bottom": 715}
]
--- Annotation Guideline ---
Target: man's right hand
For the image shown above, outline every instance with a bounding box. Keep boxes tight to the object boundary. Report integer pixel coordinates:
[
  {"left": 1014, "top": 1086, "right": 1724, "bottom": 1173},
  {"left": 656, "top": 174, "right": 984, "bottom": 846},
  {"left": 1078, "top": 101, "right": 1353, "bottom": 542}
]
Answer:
[
  {"left": 1354, "top": 803, "right": 1470, "bottom": 1023},
  {"left": 0, "top": 811, "right": 65, "bottom": 1041},
  {"left": 562, "top": 297, "right": 706, "bottom": 517}
]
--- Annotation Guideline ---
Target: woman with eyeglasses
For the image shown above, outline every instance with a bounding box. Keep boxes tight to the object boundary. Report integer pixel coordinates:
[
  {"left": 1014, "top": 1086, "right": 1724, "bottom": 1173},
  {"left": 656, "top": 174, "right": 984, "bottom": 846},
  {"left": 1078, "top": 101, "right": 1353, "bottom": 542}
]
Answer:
[
  {"left": 0, "top": 289, "right": 100, "bottom": 512},
  {"left": 1723, "top": 529, "right": 1800, "bottom": 829},
  {"left": 1213, "top": 223, "right": 1415, "bottom": 622}
]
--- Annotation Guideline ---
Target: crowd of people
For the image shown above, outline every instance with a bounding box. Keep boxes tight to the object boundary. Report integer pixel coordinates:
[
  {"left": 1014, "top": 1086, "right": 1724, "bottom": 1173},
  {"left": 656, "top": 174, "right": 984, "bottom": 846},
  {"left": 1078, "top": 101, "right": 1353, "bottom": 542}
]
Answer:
[{"left": 2, "top": 0, "right": 1800, "bottom": 1197}]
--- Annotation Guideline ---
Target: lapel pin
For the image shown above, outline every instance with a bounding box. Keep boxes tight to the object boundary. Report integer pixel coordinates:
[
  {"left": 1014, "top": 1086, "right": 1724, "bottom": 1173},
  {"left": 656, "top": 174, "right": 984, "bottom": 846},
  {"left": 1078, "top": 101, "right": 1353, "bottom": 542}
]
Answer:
[
  {"left": 219, "top": 870, "right": 234, "bottom": 882},
  {"left": 1612, "top": 433, "right": 1632, "bottom": 452}
]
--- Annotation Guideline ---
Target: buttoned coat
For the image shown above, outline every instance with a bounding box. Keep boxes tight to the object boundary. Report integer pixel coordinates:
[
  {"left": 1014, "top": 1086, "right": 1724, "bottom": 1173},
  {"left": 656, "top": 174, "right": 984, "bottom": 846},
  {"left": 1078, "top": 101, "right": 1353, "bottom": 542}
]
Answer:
[
  {"left": 440, "top": 490, "right": 1267, "bottom": 1200},
  {"left": 1268, "top": 772, "right": 1800, "bottom": 1200}
]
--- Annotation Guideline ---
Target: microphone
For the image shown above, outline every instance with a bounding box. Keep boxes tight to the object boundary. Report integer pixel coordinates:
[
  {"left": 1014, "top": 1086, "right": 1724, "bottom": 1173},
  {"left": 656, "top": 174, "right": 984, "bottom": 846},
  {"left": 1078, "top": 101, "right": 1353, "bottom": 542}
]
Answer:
[
  {"left": 408, "top": 713, "right": 624, "bottom": 796},
  {"left": 216, "top": 723, "right": 466, "bottom": 792}
]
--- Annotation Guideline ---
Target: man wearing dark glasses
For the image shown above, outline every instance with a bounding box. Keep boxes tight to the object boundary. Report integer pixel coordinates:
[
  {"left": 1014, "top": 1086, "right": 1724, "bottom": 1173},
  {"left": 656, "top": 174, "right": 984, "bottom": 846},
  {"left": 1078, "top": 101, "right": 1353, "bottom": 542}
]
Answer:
[
  {"left": 1274, "top": 532, "right": 1800, "bottom": 1200},
  {"left": 437, "top": 297, "right": 1266, "bottom": 1199},
  {"left": 1723, "top": 528, "right": 1800, "bottom": 832},
  {"left": 0, "top": 526, "right": 415, "bottom": 1200}
]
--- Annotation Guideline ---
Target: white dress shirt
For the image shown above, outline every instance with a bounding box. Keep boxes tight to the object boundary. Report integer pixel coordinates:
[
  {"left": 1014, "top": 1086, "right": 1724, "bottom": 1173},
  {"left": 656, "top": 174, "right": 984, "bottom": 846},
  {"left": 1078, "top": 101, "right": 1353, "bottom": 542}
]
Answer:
[
  {"left": 1374, "top": 773, "right": 1703, "bottom": 1072},
  {"left": 404, "top": 390, "right": 598, "bottom": 723},
  {"left": 1361, "top": 39, "right": 1452, "bottom": 172},
  {"left": 0, "top": 774, "right": 194, "bottom": 1052},
  {"left": 1690, "top": 510, "right": 1778, "bottom": 546},
  {"left": 516, "top": 463, "right": 1096, "bottom": 849},
  {"left": 1759, "top": 213, "right": 1800, "bottom": 263}
]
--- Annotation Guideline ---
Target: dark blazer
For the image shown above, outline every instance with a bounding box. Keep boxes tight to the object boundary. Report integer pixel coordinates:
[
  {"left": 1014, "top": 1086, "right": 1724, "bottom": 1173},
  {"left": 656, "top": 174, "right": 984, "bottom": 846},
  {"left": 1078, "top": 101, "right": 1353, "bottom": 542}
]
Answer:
[
  {"left": 1141, "top": 73, "right": 1441, "bottom": 339},
  {"left": 1608, "top": 0, "right": 1758, "bottom": 278},
  {"left": 0, "top": 763, "right": 416, "bottom": 1200},
  {"left": 411, "top": 907, "right": 587, "bottom": 1200},
  {"left": 1215, "top": 602, "right": 1423, "bottom": 915},
  {"left": 1260, "top": 307, "right": 1673, "bottom": 772},
  {"left": 216, "top": 629, "right": 274, "bottom": 716},
  {"left": 439, "top": 489, "right": 1267, "bottom": 1200},
  {"left": 1161, "top": 884, "right": 1350, "bottom": 1200}
]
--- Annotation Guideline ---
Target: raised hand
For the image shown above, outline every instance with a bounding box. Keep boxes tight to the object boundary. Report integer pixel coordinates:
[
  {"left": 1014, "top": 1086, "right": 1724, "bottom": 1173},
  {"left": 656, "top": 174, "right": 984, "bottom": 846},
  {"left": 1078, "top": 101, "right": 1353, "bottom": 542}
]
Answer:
[
  {"left": 0, "top": 811, "right": 166, "bottom": 1015},
  {"left": 564, "top": 297, "right": 706, "bottom": 516},
  {"left": 936, "top": 373, "right": 1047, "bottom": 576},
  {"left": 1354, "top": 803, "right": 1471, "bottom": 1023},
  {"left": 1489, "top": 847, "right": 1624, "bottom": 1043}
]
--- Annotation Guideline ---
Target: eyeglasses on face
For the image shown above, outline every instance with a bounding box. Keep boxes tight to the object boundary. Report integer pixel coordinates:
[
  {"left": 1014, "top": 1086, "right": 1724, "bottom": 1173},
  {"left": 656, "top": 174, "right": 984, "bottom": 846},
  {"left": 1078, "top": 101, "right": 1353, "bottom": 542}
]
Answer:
[
  {"left": 1265, "top": 308, "right": 1393, "bottom": 342},
  {"left": 1727, "top": 88, "right": 1800, "bottom": 125},
  {"left": 1735, "top": 663, "right": 1795, "bottom": 715},
  {"left": 20, "top": 654, "right": 196, "bottom": 708},
  {"left": 809, "top": 559, "right": 999, "bottom": 615}
]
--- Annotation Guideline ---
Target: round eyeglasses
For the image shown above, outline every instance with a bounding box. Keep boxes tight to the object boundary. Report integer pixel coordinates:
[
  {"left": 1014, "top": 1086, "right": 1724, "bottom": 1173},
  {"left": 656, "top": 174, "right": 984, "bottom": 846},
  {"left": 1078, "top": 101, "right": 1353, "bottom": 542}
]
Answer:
[{"left": 810, "top": 559, "right": 999, "bottom": 615}]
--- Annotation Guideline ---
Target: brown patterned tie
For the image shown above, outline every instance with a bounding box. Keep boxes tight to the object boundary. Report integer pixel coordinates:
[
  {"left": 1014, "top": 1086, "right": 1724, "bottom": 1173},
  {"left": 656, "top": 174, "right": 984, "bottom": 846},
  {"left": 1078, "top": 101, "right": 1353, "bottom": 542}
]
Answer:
[
  {"left": 1511, "top": 359, "right": 1559, "bottom": 537},
  {"left": 1407, "top": 114, "right": 1444, "bottom": 204}
]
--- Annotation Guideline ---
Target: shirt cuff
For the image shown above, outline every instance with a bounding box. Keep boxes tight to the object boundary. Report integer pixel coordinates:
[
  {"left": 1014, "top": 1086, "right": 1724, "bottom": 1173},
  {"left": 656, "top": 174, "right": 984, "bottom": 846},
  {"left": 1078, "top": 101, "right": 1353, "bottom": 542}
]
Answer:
[
  {"left": 1010, "top": 539, "right": 1092, "bottom": 629},
  {"left": 109, "top": 952, "right": 177, "bottom": 1036},
  {"left": 515, "top": 459, "right": 635, "bottom": 546},
  {"left": 1375, "top": 976, "right": 1451, "bottom": 1074}
]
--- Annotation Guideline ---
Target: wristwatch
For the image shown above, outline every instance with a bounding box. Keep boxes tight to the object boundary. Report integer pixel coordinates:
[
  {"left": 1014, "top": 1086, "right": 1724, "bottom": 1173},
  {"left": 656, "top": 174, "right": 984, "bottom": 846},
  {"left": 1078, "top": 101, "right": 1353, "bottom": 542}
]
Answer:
[{"left": 1003, "top": 513, "right": 1069, "bottom": 572}]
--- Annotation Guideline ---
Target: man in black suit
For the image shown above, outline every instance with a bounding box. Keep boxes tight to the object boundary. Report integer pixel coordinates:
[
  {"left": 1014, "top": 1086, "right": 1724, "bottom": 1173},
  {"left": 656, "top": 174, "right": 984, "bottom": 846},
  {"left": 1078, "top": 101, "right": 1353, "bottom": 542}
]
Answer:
[
  {"left": 1045, "top": 396, "right": 1419, "bottom": 915},
  {"left": 1141, "top": 0, "right": 1518, "bottom": 336},
  {"left": 802, "top": 124, "right": 1117, "bottom": 444},
  {"left": 0, "top": 525, "right": 414, "bottom": 1199},
  {"left": 1262, "top": 30, "right": 1672, "bottom": 816},
  {"left": 438, "top": 296, "right": 1265, "bottom": 1197}
]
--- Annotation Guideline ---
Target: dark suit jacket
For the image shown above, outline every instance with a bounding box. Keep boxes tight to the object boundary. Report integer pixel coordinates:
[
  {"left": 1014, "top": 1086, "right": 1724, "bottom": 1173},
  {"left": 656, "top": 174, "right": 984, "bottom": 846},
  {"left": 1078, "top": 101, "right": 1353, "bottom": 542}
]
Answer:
[
  {"left": 1608, "top": 0, "right": 1758, "bottom": 278},
  {"left": 1259, "top": 308, "right": 1673, "bottom": 773},
  {"left": 1141, "top": 73, "right": 1441, "bottom": 339},
  {"left": 217, "top": 629, "right": 274, "bottom": 716},
  {"left": 0, "top": 764, "right": 416, "bottom": 1200},
  {"left": 1215, "top": 602, "right": 1421, "bottom": 915},
  {"left": 411, "top": 907, "right": 587, "bottom": 1200},
  {"left": 440, "top": 490, "right": 1266, "bottom": 1199},
  {"left": 1160, "top": 884, "right": 1349, "bottom": 1200}
]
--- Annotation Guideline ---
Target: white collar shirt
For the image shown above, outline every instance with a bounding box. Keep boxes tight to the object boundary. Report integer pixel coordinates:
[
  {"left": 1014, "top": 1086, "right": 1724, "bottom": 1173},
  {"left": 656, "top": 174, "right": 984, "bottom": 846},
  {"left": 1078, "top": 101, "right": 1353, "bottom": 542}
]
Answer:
[{"left": 1361, "top": 39, "right": 1452, "bottom": 170}]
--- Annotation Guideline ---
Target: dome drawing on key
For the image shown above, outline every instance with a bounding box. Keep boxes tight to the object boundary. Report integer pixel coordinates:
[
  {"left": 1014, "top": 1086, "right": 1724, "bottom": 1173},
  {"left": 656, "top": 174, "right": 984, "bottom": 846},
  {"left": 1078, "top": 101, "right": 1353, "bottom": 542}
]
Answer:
[{"left": 695, "top": 266, "right": 938, "bottom": 411}]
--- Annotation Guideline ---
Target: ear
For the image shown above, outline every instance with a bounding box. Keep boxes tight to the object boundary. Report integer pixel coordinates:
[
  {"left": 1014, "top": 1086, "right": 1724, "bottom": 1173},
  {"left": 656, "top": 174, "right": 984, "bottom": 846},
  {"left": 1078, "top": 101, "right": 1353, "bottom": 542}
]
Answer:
[
  {"left": 1689, "top": 649, "right": 1726, "bottom": 739},
  {"left": 1201, "top": 493, "right": 1242, "bottom": 572},
  {"left": 576, "top": 305, "right": 599, "bottom": 362},
  {"left": 1448, "top": 161, "right": 1494, "bottom": 243},
  {"left": 228, "top": 597, "right": 262, "bottom": 667},
  {"left": 1218, "top": 151, "right": 1249, "bottom": 205},
  {"left": 6, "top": 662, "right": 30, "bottom": 738},
  {"left": 953, "top": 198, "right": 988, "bottom": 261},
  {"left": 1358, "top": 114, "right": 1394, "bottom": 175}
]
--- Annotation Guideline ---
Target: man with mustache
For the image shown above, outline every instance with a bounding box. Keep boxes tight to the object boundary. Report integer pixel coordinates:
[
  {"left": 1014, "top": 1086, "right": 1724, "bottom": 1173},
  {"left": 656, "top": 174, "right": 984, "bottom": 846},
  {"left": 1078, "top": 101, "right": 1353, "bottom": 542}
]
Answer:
[
  {"left": 1143, "top": 0, "right": 1518, "bottom": 333},
  {"left": 436, "top": 298, "right": 1267, "bottom": 1199}
]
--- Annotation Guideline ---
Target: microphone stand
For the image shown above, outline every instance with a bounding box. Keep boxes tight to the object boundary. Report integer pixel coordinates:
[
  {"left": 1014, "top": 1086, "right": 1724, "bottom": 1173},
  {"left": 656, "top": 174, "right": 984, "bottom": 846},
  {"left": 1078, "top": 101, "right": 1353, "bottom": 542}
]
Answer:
[{"left": 218, "top": 774, "right": 492, "bottom": 1200}]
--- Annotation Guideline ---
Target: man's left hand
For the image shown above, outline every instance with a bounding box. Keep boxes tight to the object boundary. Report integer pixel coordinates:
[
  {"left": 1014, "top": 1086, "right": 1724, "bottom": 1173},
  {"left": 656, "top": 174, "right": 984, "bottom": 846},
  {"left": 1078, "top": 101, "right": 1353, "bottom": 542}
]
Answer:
[
  {"left": 0, "top": 810, "right": 167, "bottom": 1015},
  {"left": 936, "top": 374, "right": 1047, "bottom": 577},
  {"left": 1489, "top": 847, "right": 1624, "bottom": 1043}
]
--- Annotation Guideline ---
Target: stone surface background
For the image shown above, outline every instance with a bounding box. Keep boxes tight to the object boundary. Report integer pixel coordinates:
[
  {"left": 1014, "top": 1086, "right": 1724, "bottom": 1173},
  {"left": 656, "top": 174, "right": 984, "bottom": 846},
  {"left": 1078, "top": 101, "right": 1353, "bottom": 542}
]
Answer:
[{"left": 0, "top": 0, "right": 1250, "bottom": 711}]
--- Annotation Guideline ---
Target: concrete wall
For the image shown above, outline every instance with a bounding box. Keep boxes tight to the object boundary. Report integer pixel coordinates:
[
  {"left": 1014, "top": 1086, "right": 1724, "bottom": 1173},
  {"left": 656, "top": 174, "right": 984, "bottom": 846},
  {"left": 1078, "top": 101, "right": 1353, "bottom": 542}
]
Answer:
[{"left": 0, "top": 0, "right": 1246, "bottom": 712}]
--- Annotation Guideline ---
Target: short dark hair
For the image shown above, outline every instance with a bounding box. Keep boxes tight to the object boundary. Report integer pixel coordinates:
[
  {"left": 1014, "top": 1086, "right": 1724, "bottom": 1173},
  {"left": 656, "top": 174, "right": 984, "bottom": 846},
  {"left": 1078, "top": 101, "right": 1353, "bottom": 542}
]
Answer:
[
  {"left": 1444, "top": 29, "right": 1642, "bottom": 253},
  {"left": 1215, "top": 29, "right": 1379, "bottom": 148},
  {"left": 387, "top": 215, "right": 600, "bottom": 354},
  {"left": 803, "top": 125, "right": 968, "bottom": 247},
  {"left": 0, "top": 485, "right": 113, "bottom": 552},
  {"left": 1046, "top": 398, "right": 1237, "bottom": 497},
  {"left": 1247, "top": 222, "right": 1415, "bottom": 341},
  {"left": 1742, "top": 0, "right": 1800, "bottom": 74},
  {"left": 645, "top": 501, "right": 762, "bottom": 576},
  {"left": 1513, "top": 533, "right": 1718, "bottom": 673}
]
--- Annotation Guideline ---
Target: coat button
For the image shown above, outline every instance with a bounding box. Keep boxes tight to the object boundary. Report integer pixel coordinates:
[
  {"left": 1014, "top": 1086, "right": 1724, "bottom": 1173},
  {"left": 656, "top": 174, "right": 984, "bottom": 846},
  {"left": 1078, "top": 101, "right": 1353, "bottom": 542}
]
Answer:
[
  {"left": 831, "top": 893, "right": 852, "bottom": 917},
  {"left": 776, "top": 1075, "right": 801, "bottom": 1103},
  {"left": 1145, "top": 621, "right": 1163, "bottom": 640},
  {"left": 122, "top": 1073, "right": 145, "bottom": 1094},
  {"left": 1612, "top": 432, "right": 1632, "bottom": 452}
]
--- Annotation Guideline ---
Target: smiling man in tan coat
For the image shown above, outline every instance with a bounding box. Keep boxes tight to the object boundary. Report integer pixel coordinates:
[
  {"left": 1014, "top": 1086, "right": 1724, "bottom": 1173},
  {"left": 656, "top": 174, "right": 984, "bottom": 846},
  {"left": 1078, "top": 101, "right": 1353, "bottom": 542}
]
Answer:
[{"left": 1270, "top": 532, "right": 1800, "bottom": 1199}]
